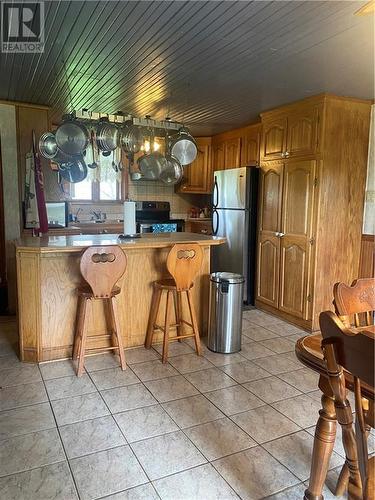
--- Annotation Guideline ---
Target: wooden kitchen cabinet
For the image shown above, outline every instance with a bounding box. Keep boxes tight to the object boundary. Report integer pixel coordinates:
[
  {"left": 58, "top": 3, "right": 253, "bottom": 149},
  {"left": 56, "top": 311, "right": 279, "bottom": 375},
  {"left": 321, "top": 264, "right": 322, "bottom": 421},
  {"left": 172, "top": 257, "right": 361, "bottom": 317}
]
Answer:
[
  {"left": 256, "top": 94, "right": 371, "bottom": 330},
  {"left": 212, "top": 141, "right": 225, "bottom": 171},
  {"left": 241, "top": 124, "right": 260, "bottom": 166},
  {"left": 224, "top": 137, "right": 241, "bottom": 168},
  {"left": 177, "top": 137, "right": 212, "bottom": 193}
]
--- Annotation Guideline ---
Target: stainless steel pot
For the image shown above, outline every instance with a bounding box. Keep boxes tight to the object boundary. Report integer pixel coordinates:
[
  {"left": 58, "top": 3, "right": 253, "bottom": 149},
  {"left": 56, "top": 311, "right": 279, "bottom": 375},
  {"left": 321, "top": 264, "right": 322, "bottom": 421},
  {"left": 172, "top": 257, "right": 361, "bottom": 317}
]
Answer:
[
  {"left": 58, "top": 157, "right": 88, "bottom": 183},
  {"left": 120, "top": 124, "right": 143, "bottom": 153},
  {"left": 138, "top": 152, "right": 167, "bottom": 180},
  {"left": 39, "top": 132, "right": 58, "bottom": 159},
  {"left": 96, "top": 118, "right": 118, "bottom": 152},
  {"left": 169, "top": 127, "right": 197, "bottom": 165},
  {"left": 159, "top": 154, "right": 183, "bottom": 185},
  {"left": 55, "top": 119, "right": 89, "bottom": 156}
]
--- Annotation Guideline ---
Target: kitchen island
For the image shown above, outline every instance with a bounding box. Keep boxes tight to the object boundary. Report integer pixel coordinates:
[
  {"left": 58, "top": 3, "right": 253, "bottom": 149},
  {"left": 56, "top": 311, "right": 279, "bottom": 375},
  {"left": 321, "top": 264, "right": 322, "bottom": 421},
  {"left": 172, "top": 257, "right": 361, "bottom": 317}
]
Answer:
[{"left": 15, "top": 233, "right": 225, "bottom": 362}]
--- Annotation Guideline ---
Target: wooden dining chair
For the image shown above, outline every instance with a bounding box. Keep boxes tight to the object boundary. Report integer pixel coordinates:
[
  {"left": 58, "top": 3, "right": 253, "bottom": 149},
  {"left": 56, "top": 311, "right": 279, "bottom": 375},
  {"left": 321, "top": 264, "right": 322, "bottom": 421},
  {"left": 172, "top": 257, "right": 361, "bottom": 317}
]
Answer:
[
  {"left": 145, "top": 243, "right": 203, "bottom": 363},
  {"left": 73, "top": 245, "right": 127, "bottom": 376},
  {"left": 320, "top": 311, "right": 375, "bottom": 500}
]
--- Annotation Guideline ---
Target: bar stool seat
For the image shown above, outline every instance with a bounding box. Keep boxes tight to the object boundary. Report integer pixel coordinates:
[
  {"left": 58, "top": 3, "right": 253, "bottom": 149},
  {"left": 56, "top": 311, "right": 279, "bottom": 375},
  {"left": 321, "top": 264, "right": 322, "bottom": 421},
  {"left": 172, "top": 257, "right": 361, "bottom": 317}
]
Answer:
[
  {"left": 145, "top": 243, "right": 203, "bottom": 363},
  {"left": 73, "top": 245, "right": 127, "bottom": 376}
]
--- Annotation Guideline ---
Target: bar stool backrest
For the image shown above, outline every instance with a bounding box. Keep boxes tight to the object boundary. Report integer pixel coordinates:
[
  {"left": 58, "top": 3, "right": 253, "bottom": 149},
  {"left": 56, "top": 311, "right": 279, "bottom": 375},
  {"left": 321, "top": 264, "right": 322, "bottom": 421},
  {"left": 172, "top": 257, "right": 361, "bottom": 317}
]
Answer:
[
  {"left": 334, "top": 278, "right": 375, "bottom": 327},
  {"left": 166, "top": 243, "right": 203, "bottom": 291},
  {"left": 80, "top": 245, "right": 127, "bottom": 298}
]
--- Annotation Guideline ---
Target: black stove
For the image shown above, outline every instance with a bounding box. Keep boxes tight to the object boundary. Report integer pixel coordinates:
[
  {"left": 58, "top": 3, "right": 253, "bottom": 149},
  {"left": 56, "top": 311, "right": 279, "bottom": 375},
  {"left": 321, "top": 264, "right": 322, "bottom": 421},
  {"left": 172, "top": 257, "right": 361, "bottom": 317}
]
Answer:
[{"left": 135, "top": 201, "right": 184, "bottom": 233}]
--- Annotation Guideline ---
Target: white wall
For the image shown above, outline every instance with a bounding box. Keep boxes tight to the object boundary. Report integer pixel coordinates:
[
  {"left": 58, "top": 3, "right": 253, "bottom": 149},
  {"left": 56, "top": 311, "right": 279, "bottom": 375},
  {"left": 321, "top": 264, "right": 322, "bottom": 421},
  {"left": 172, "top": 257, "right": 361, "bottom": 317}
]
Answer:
[
  {"left": 363, "top": 105, "right": 375, "bottom": 235},
  {"left": 0, "top": 103, "right": 20, "bottom": 312}
]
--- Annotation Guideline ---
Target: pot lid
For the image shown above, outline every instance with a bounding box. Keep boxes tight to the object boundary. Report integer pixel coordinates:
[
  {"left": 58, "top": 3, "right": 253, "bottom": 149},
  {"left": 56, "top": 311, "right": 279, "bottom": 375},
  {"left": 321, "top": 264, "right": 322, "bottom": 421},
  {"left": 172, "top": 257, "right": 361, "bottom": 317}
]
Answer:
[{"left": 210, "top": 272, "right": 245, "bottom": 284}]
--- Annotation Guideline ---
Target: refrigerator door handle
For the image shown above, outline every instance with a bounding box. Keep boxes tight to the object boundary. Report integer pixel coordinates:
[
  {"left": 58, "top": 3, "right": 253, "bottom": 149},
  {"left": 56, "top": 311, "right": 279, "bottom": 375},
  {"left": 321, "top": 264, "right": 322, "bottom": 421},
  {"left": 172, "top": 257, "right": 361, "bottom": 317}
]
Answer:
[
  {"left": 212, "top": 209, "right": 219, "bottom": 236},
  {"left": 213, "top": 176, "right": 219, "bottom": 208}
]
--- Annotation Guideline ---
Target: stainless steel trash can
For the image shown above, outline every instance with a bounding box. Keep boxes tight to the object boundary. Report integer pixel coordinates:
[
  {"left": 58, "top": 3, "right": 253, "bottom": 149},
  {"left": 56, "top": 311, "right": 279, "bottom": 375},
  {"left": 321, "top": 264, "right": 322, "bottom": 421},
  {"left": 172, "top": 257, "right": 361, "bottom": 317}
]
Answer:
[{"left": 208, "top": 272, "right": 244, "bottom": 353}]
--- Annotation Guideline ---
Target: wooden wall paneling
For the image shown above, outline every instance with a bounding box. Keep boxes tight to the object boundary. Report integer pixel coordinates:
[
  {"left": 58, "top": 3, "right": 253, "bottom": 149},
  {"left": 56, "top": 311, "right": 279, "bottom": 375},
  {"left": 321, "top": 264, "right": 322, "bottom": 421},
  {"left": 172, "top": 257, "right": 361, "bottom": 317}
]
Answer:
[{"left": 358, "top": 234, "right": 375, "bottom": 278}]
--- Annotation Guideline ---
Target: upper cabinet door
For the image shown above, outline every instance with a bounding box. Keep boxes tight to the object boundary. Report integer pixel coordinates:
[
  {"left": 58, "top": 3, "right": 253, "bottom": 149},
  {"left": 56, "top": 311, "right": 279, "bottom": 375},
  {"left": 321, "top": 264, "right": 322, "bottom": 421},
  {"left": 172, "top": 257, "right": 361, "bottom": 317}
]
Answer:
[
  {"left": 241, "top": 128, "right": 260, "bottom": 166},
  {"left": 213, "top": 141, "right": 226, "bottom": 172},
  {"left": 224, "top": 137, "right": 241, "bottom": 169},
  {"left": 261, "top": 118, "right": 287, "bottom": 160},
  {"left": 177, "top": 138, "right": 211, "bottom": 194},
  {"left": 286, "top": 107, "right": 319, "bottom": 158}
]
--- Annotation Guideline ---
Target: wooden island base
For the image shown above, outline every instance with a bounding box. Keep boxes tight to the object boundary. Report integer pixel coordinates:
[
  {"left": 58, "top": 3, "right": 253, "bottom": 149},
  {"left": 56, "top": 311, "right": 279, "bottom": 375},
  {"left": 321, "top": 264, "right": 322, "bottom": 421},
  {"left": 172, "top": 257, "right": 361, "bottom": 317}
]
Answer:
[{"left": 16, "top": 233, "right": 225, "bottom": 362}]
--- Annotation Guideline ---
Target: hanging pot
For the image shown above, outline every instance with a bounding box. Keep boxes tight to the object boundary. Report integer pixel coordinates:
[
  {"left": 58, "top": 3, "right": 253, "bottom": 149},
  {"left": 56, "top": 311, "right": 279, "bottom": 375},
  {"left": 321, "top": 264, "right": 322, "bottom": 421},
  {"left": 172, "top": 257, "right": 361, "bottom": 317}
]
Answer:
[
  {"left": 138, "top": 151, "right": 167, "bottom": 180},
  {"left": 169, "top": 127, "right": 197, "bottom": 165},
  {"left": 58, "top": 157, "right": 88, "bottom": 183},
  {"left": 39, "top": 132, "right": 58, "bottom": 159},
  {"left": 55, "top": 119, "right": 89, "bottom": 156},
  {"left": 120, "top": 123, "right": 143, "bottom": 153},
  {"left": 159, "top": 154, "right": 183, "bottom": 185},
  {"left": 96, "top": 117, "right": 118, "bottom": 152}
]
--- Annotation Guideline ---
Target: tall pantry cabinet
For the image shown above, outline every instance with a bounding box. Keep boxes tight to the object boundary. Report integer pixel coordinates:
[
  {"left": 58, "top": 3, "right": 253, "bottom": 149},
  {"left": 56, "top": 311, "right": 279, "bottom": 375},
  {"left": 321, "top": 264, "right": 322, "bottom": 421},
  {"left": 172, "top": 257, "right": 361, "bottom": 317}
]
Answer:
[{"left": 255, "top": 94, "right": 371, "bottom": 331}]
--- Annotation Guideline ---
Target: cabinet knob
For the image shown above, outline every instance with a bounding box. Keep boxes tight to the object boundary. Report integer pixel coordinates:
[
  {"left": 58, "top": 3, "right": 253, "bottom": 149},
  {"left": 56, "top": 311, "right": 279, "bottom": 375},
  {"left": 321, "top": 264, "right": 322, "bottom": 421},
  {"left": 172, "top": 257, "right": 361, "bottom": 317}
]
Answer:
[{"left": 284, "top": 151, "right": 290, "bottom": 157}]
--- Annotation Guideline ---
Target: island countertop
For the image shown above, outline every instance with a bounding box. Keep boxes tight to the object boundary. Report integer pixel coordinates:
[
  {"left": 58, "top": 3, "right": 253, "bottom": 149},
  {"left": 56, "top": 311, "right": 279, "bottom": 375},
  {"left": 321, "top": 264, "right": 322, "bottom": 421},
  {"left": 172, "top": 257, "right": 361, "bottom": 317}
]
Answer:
[
  {"left": 16, "top": 232, "right": 225, "bottom": 362},
  {"left": 15, "top": 232, "right": 225, "bottom": 253}
]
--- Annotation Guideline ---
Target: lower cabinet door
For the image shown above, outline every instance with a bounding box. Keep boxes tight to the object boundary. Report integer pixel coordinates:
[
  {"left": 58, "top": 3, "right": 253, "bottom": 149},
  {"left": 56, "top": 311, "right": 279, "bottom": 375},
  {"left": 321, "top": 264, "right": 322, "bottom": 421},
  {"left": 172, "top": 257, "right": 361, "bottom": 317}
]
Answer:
[
  {"left": 278, "top": 236, "right": 310, "bottom": 319},
  {"left": 256, "top": 233, "right": 280, "bottom": 308}
]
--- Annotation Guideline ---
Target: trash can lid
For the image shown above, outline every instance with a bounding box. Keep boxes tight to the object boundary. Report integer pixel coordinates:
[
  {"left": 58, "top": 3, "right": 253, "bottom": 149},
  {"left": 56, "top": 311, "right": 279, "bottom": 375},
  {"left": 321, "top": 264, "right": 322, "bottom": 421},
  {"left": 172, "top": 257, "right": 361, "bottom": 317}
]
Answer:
[{"left": 210, "top": 272, "right": 245, "bottom": 284}]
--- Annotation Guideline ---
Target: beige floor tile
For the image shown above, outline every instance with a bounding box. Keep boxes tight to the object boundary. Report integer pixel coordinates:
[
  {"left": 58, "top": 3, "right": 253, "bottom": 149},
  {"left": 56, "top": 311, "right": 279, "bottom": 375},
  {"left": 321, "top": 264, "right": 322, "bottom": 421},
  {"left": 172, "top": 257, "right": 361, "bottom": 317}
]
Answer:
[
  {"left": 132, "top": 430, "right": 206, "bottom": 480},
  {"left": 0, "top": 364, "right": 42, "bottom": 387},
  {"left": 221, "top": 360, "right": 271, "bottom": 383},
  {"left": 242, "top": 324, "right": 278, "bottom": 341},
  {"left": 0, "top": 462, "right": 78, "bottom": 500},
  {"left": 52, "top": 392, "right": 110, "bottom": 426},
  {"left": 252, "top": 353, "right": 302, "bottom": 375},
  {"left": 84, "top": 353, "right": 122, "bottom": 372},
  {"left": 0, "top": 381, "right": 48, "bottom": 411},
  {"left": 259, "top": 337, "right": 296, "bottom": 354},
  {"left": 168, "top": 353, "right": 214, "bottom": 374},
  {"left": 243, "top": 376, "right": 302, "bottom": 404},
  {"left": 185, "top": 367, "right": 237, "bottom": 392},
  {"left": 144, "top": 375, "right": 199, "bottom": 402},
  {"left": 70, "top": 445, "right": 147, "bottom": 500},
  {"left": 153, "top": 463, "right": 238, "bottom": 499},
  {"left": 130, "top": 360, "right": 178, "bottom": 382},
  {"left": 162, "top": 394, "right": 224, "bottom": 428},
  {"left": 263, "top": 322, "right": 307, "bottom": 337},
  {"left": 59, "top": 415, "right": 126, "bottom": 459},
  {"left": 272, "top": 394, "right": 322, "bottom": 428},
  {"left": 232, "top": 405, "right": 300, "bottom": 443},
  {"left": 265, "top": 483, "right": 306, "bottom": 499},
  {"left": 153, "top": 342, "right": 194, "bottom": 357},
  {"left": 202, "top": 349, "right": 247, "bottom": 366},
  {"left": 0, "top": 402, "right": 56, "bottom": 440},
  {"left": 114, "top": 405, "right": 178, "bottom": 443},
  {"left": 213, "top": 446, "right": 299, "bottom": 499},
  {"left": 239, "top": 343, "right": 275, "bottom": 361},
  {"left": 0, "top": 353, "right": 21, "bottom": 370},
  {"left": 103, "top": 483, "right": 159, "bottom": 499},
  {"left": 90, "top": 367, "right": 140, "bottom": 390},
  {"left": 101, "top": 383, "right": 157, "bottom": 413},
  {"left": 39, "top": 359, "right": 79, "bottom": 380},
  {"left": 185, "top": 417, "right": 256, "bottom": 460},
  {"left": 0, "top": 428, "right": 65, "bottom": 478},
  {"left": 278, "top": 368, "right": 320, "bottom": 393},
  {"left": 205, "top": 384, "right": 264, "bottom": 415},
  {"left": 124, "top": 347, "right": 160, "bottom": 364},
  {"left": 264, "top": 430, "right": 343, "bottom": 481},
  {"left": 45, "top": 374, "right": 97, "bottom": 401}
]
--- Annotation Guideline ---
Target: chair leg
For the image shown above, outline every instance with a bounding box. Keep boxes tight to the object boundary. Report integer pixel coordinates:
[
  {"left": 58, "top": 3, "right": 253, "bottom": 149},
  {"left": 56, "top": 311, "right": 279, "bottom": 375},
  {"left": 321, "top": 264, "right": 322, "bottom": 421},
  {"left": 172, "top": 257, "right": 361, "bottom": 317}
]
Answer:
[
  {"left": 145, "top": 287, "right": 162, "bottom": 349},
  {"left": 186, "top": 289, "right": 201, "bottom": 356},
  {"left": 73, "top": 296, "right": 85, "bottom": 360},
  {"left": 110, "top": 296, "right": 126, "bottom": 371},
  {"left": 173, "top": 290, "right": 183, "bottom": 342},
  {"left": 162, "top": 291, "right": 172, "bottom": 364},
  {"left": 304, "top": 382, "right": 337, "bottom": 500},
  {"left": 77, "top": 298, "right": 90, "bottom": 377},
  {"left": 335, "top": 463, "right": 350, "bottom": 497}
]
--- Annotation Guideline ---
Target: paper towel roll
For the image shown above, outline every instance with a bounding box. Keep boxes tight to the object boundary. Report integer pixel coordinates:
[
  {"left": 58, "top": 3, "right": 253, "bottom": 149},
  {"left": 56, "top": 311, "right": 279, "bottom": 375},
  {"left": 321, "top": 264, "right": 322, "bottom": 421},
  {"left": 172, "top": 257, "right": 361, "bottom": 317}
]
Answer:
[{"left": 123, "top": 201, "right": 136, "bottom": 235}]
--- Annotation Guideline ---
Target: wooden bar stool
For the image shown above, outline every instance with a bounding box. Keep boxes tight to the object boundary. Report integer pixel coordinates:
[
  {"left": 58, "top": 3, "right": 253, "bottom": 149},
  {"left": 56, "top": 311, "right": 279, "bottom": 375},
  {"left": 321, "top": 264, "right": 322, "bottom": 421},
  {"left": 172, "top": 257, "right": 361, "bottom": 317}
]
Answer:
[
  {"left": 73, "top": 245, "right": 127, "bottom": 376},
  {"left": 145, "top": 243, "right": 203, "bottom": 363}
]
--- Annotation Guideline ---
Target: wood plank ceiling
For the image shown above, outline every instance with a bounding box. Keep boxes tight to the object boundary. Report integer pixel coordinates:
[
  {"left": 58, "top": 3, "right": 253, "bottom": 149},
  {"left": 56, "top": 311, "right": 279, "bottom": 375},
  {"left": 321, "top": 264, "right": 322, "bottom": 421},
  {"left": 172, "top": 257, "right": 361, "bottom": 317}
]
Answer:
[{"left": 0, "top": 0, "right": 373, "bottom": 135}]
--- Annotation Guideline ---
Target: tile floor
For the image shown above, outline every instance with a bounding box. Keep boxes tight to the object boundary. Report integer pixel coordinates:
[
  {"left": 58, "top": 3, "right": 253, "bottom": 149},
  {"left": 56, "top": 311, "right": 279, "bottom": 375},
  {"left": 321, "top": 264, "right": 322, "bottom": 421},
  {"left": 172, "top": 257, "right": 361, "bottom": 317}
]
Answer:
[{"left": 0, "top": 310, "right": 368, "bottom": 500}]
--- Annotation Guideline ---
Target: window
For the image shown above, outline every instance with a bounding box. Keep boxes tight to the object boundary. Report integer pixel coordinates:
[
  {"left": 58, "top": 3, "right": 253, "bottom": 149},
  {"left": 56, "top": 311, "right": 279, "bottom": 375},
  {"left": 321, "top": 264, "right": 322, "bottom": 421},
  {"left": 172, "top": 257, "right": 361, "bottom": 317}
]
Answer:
[{"left": 70, "top": 151, "right": 122, "bottom": 201}]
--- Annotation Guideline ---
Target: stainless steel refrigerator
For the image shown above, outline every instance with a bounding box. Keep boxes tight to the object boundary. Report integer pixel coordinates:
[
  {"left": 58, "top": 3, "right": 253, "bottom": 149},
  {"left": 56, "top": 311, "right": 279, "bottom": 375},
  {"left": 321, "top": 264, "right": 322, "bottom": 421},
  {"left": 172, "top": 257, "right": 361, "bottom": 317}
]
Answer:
[{"left": 211, "top": 167, "right": 259, "bottom": 304}]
